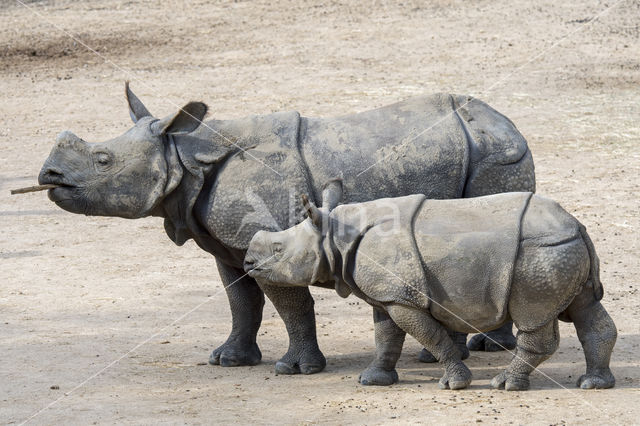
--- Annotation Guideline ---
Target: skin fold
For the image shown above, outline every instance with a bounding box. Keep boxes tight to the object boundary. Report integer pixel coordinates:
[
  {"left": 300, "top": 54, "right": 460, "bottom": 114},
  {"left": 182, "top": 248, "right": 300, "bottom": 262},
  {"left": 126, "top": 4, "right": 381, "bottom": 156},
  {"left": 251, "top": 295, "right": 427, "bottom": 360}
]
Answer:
[
  {"left": 245, "top": 187, "right": 616, "bottom": 390},
  {"left": 39, "top": 84, "right": 535, "bottom": 374}
]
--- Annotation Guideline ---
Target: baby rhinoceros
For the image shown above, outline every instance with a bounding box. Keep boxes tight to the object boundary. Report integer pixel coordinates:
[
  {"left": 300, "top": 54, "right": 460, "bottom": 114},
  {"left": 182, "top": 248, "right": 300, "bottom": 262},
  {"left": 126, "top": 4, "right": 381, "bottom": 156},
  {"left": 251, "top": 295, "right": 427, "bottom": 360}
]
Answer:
[{"left": 244, "top": 181, "right": 617, "bottom": 391}]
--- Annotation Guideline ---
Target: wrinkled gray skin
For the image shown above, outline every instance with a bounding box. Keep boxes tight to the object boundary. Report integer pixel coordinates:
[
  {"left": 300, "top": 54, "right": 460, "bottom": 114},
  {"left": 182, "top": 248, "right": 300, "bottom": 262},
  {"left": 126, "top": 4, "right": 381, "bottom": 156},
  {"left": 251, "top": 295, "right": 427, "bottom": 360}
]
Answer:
[
  {"left": 245, "top": 187, "right": 617, "bottom": 390},
  {"left": 39, "top": 84, "right": 535, "bottom": 374}
]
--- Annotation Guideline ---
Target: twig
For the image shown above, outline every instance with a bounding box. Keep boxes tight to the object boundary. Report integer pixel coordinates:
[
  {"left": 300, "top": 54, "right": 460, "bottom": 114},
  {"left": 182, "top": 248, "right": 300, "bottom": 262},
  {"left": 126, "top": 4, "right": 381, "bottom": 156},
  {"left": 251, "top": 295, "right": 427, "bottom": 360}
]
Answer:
[{"left": 10, "top": 184, "right": 59, "bottom": 195}]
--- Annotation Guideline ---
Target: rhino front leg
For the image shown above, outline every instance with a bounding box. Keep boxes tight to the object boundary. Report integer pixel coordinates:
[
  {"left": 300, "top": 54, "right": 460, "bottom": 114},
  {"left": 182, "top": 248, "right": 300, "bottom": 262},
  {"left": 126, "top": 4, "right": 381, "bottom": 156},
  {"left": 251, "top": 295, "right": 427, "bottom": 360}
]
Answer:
[
  {"left": 387, "top": 304, "right": 472, "bottom": 390},
  {"left": 260, "top": 284, "right": 326, "bottom": 375},
  {"left": 209, "top": 260, "right": 264, "bottom": 367},
  {"left": 359, "top": 307, "right": 406, "bottom": 386}
]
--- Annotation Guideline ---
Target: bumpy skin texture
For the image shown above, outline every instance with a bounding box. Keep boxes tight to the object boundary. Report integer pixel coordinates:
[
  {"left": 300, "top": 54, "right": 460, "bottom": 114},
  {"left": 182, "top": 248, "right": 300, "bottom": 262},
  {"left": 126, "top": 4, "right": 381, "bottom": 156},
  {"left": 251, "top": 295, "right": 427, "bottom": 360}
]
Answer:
[
  {"left": 245, "top": 192, "right": 616, "bottom": 390},
  {"left": 358, "top": 308, "right": 405, "bottom": 386},
  {"left": 39, "top": 88, "right": 534, "bottom": 373},
  {"left": 346, "top": 193, "right": 614, "bottom": 389}
]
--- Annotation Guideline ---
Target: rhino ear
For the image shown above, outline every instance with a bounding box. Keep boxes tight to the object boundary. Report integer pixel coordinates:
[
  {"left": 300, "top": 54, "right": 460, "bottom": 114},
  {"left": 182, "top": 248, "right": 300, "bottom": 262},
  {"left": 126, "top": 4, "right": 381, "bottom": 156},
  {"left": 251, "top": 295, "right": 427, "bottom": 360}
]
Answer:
[
  {"left": 152, "top": 102, "right": 208, "bottom": 135},
  {"left": 301, "top": 194, "right": 323, "bottom": 229},
  {"left": 125, "top": 81, "right": 152, "bottom": 123},
  {"left": 322, "top": 178, "right": 343, "bottom": 211}
]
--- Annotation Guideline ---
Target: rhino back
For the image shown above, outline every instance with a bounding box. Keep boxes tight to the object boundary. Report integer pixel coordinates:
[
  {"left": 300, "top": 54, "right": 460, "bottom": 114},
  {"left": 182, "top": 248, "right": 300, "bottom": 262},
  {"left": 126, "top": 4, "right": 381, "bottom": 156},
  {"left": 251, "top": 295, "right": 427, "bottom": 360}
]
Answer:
[{"left": 300, "top": 93, "right": 469, "bottom": 203}]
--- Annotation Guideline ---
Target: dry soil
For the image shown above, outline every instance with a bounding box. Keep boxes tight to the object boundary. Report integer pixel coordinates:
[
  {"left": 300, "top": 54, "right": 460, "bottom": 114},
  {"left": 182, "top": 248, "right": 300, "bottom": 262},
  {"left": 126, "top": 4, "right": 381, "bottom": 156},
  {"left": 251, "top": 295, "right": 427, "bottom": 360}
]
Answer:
[{"left": 1, "top": 0, "right": 639, "bottom": 424}]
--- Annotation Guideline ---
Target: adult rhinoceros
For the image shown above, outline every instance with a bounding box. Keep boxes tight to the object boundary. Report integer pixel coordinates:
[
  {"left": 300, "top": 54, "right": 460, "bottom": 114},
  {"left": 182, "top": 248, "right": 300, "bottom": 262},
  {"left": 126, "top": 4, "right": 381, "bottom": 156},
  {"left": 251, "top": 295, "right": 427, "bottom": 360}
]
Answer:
[{"left": 38, "top": 84, "right": 535, "bottom": 374}]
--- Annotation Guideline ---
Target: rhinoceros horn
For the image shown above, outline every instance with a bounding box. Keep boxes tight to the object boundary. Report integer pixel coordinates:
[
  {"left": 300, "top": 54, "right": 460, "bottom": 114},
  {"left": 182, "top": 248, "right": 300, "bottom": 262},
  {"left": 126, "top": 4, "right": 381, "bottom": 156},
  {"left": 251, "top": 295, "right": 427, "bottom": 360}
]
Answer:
[
  {"left": 125, "top": 81, "right": 152, "bottom": 122},
  {"left": 125, "top": 81, "right": 208, "bottom": 135}
]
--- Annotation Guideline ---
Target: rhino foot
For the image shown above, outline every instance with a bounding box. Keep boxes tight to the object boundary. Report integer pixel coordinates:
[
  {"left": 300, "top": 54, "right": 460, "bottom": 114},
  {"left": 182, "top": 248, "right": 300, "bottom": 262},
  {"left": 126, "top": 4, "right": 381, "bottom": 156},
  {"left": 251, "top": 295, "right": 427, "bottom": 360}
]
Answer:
[
  {"left": 359, "top": 366, "right": 399, "bottom": 386},
  {"left": 577, "top": 369, "right": 615, "bottom": 389},
  {"left": 490, "top": 371, "right": 530, "bottom": 391},
  {"left": 418, "top": 343, "right": 469, "bottom": 363},
  {"left": 467, "top": 327, "right": 517, "bottom": 352},
  {"left": 209, "top": 340, "right": 262, "bottom": 367},
  {"left": 274, "top": 348, "right": 326, "bottom": 375},
  {"left": 438, "top": 362, "right": 472, "bottom": 390}
]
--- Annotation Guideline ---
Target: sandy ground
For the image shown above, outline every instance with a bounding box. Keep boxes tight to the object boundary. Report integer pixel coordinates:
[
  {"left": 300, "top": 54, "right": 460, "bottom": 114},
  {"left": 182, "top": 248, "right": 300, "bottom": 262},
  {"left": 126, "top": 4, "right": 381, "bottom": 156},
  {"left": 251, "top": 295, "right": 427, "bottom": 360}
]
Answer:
[{"left": 1, "top": 0, "right": 639, "bottom": 424}]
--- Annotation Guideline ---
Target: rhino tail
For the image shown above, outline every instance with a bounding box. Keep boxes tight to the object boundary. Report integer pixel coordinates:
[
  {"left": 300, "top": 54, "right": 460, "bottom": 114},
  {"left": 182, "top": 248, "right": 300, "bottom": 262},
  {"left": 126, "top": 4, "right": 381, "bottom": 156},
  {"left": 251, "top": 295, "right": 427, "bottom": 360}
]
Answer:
[{"left": 579, "top": 224, "right": 603, "bottom": 301}]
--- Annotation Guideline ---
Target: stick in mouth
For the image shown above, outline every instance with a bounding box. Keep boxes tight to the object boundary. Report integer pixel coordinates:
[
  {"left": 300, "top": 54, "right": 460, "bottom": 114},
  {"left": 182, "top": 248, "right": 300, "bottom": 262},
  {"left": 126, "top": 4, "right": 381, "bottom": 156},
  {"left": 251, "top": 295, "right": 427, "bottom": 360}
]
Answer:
[{"left": 10, "top": 184, "right": 60, "bottom": 195}]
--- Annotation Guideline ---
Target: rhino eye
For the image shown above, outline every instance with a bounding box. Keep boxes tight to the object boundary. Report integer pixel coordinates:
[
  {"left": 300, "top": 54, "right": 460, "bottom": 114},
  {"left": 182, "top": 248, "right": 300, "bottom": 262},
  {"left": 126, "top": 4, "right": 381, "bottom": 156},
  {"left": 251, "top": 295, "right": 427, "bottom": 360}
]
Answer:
[
  {"left": 94, "top": 152, "right": 112, "bottom": 167},
  {"left": 273, "top": 242, "right": 283, "bottom": 253}
]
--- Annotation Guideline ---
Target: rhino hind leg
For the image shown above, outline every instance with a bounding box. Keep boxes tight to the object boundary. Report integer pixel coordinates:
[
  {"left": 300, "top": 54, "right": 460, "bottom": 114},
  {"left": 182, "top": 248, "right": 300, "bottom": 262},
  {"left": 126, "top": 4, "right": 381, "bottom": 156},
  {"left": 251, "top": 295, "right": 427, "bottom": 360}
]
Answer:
[
  {"left": 466, "top": 322, "right": 517, "bottom": 352},
  {"left": 463, "top": 147, "right": 536, "bottom": 198},
  {"left": 565, "top": 283, "right": 617, "bottom": 389},
  {"left": 459, "top": 150, "right": 535, "bottom": 355},
  {"left": 387, "top": 304, "right": 472, "bottom": 390},
  {"left": 491, "top": 318, "right": 559, "bottom": 391},
  {"left": 209, "top": 260, "right": 264, "bottom": 367},
  {"left": 359, "top": 308, "right": 406, "bottom": 386}
]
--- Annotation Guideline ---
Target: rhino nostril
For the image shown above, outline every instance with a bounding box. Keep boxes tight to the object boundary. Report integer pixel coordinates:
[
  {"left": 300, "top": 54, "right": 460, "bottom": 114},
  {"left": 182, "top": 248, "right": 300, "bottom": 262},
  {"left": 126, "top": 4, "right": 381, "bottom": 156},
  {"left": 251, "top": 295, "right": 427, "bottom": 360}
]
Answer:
[
  {"left": 45, "top": 167, "right": 64, "bottom": 177},
  {"left": 39, "top": 165, "right": 65, "bottom": 185}
]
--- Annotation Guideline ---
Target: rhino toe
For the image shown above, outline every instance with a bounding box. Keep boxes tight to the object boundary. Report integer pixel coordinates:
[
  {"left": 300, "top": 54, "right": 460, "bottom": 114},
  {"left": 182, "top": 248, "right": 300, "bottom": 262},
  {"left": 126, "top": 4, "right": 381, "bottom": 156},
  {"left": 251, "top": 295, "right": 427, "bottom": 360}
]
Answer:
[
  {"left": 275, "top": 361, "right": 325, "bottom": 375},
  {"left": 490, "top": 371, "right": 508, "bottom": 389},
  {"left": 505, "top": 376, "right": 530, "bottom": 391},
  {"left": 438, "top": 362, "right": 472, "bottom": 390},
  {"left": 275, "top": 361, "right": 300, "bottom": 375},
  {"left": 491, "top": 371, "right": 529, "bottom": 391},
  {"left": 577, "top": 370, "right": 615, "bottom": 389},
  {"left": 274, "top": 348, "right": 327, "bottom": 375},
  {"left": 209, "top": 341, "right": 261, "bottom": 367},
  {"left": 359, "top": 366, "right": 399, "bottom": 386},
  {"left": 300, "top": 363, "right": 326, "bottom": 375}
]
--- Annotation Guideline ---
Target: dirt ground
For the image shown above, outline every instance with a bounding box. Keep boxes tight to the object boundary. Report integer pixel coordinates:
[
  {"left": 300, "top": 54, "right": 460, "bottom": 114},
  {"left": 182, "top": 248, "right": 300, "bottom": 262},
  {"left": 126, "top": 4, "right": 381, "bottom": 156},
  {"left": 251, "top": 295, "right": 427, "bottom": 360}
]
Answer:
[{"left": 1, "top": 0, "right": 639, "bottom": 424}]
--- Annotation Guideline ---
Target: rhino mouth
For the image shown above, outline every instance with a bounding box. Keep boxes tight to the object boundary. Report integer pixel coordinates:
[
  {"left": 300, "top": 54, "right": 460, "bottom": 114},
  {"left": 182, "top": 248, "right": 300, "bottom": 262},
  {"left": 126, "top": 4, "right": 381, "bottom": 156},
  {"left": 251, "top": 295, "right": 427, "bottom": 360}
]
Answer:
[
  {"left": 38, "top": 179, "right": 83, "bottom": 212},
  {"left": 244, "top": 264, "right": 263, "bottom": 275},
  {"left": 38, "top": 172, "right": 76, "bottom": 190},
  {"left": 243, "top": 256, "right": 268, "bottom": 277},
  {"left": 47, "top": 184, "right": 78, "bottom": 207},
  {"left": 46, "top": 183, "right": 75, "bottom": 199}
]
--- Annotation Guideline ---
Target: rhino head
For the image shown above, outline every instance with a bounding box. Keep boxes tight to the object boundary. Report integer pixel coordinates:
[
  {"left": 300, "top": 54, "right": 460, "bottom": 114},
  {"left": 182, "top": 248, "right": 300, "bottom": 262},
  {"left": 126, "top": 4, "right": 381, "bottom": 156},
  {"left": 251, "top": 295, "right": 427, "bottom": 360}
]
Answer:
[
  {"left": 244, "top": 180, "right": 343, "bottom": 286},
  {"left": 38, "top": 83, "right": 208, "bottom": 218}
]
